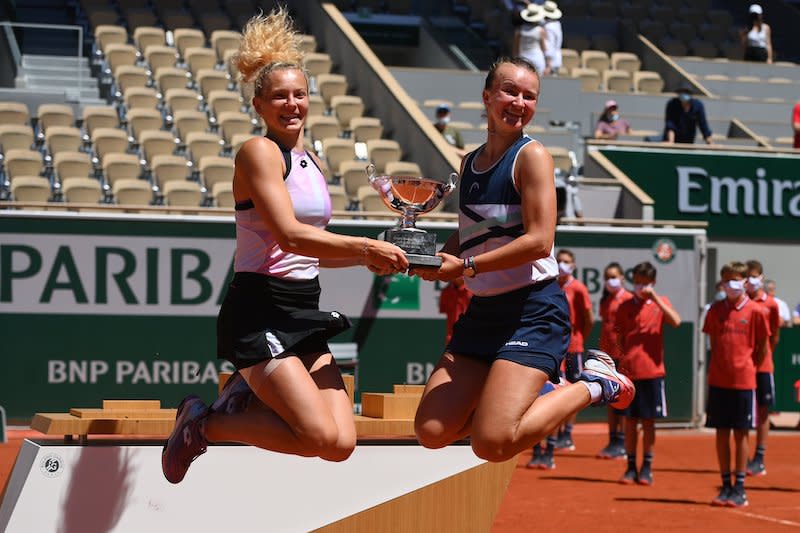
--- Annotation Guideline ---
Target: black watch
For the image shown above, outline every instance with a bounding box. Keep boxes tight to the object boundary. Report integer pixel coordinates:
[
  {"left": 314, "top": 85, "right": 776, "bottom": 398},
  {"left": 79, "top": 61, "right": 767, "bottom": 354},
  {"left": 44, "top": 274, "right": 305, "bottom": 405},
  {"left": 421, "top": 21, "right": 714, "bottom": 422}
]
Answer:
[{"left": 463, "top": 256, "right": 477, "bottom": 278}]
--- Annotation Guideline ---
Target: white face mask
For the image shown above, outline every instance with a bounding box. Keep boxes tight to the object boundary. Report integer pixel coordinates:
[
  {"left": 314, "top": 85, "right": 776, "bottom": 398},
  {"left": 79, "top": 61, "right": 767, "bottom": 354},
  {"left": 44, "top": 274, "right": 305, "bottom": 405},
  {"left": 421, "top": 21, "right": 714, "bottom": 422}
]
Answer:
[
  {"left": 714, "top": 290, "right": 727, "bottom": 302},
  {"left": 436, "top": 116, "right": 450, "bottom": 126},
  {"left": 746, "top": 276, "right": 763, "bottom": 293},
  {"left": 724, "top": 279, "right": 745, "bottom": 299},
  {"left": 558, "top": 262, "right": 574, "bottom": 276},
  {"left": 605, "top": 278, "right": 622, "bottom": 292},
  {"left": 633, "top": 283, "right": 653, "bottom": 299}
]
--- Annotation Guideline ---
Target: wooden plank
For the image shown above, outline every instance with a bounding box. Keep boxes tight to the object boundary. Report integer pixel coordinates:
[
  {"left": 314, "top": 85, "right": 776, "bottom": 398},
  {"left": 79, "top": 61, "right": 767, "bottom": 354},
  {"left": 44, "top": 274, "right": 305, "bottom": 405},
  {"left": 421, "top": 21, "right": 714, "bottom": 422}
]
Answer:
[
  {"left": 361, "top": 393, "right": 421, "bottom": 419},
  {"left": 31, "top": 413, "right": 175, "bottom": 436},
  {"left": 392, "top": 384, "right": 424, "bottom": 395},
  {"left": 342, "top": 374, "right": 355, "bottom": 405},
  {"left": 69, "top": 408, "right": 177, "bottom": 419},
  {"left": 314, "top": 454, "right": 517, "bottom": 533},
  {"left": 353, "top": 416, "right": 415, "bottom": 437},
  {"left": 102, "top": 400, "right": 161, "bottom": 410}
]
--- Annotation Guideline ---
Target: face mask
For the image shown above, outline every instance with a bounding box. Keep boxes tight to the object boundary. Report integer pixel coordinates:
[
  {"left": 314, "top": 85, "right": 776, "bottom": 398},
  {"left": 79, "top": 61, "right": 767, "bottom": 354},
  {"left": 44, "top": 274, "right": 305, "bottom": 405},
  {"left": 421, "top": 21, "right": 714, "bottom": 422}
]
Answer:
[
  {"left": 746, "top": 276, "right": 763, "bottom": 293},
  {"left": 633, "top": 283, "right": 652, "bottom": 299},
  {"left": 609, "top": 113, "right": 620, "bottom": 121},
  {"left": 605, "top": 278, "right": 622, "bottom": 292},
  {"left": 558, "top": 262, "right": 574, "bottom": 276},
  {"left": 678, "top": 93, "right": 691, "bottom": 103},
  {"left": 714, "top": 290, "right": 727, "bottom": 302},
  {"left": 723, "top": 279, "right": 745, "bottom": 299},
  {"left": 436, "top": 116, "right": 450, "bottom": 126}
]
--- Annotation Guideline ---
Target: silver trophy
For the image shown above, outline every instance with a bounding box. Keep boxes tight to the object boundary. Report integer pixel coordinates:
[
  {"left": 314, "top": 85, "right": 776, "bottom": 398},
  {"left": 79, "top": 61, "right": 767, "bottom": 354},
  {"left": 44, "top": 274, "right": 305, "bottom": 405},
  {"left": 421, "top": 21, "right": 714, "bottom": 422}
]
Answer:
[{"left": 366, "top": 163, "right": 458, "bottom": 268}]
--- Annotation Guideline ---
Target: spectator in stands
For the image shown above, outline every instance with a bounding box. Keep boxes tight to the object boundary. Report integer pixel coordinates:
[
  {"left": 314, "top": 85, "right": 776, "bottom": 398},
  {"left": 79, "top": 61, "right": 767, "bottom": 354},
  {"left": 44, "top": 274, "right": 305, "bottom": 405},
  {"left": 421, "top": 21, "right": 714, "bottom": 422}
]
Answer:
[
  {"left": 740, "top": 4, "right": 773, "bottom": 64},
  {"left": 542, "top": 1, "right": 563, "bottom": 76},
  {"left": 765, "top": 279, "right": 792, "bottom": 327},
  {"left": 433, "top": 104, "right": 465, "bottom": 156},
  {"left": 792, "top": 100, "right": 800, "bottom": 149},
  {"left": 594, "top": 100, "right": 631, "bottom": 140},
  {"left": 663, "top": 84, "right": 713, "bottom": 145},
  {"left": 162, "top": 7, "right": 408, "bottom": 485},
  {"left": 513, "top": 3, "right": 548, "bottom": 76}
]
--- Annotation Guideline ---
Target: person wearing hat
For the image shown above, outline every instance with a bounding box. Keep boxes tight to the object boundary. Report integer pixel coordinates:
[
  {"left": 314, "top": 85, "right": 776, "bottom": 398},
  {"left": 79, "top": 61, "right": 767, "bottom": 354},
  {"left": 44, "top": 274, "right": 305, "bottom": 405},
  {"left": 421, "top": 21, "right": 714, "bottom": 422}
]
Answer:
[
  {"left": 433, "top": 103, "right": 466, "bottom": 155},
  {"left": 513, "top": 3, "right": 548, "bottom": 76},
  {"left": 663, "top": 84, "right": 713, "bottom": 144},
  {"left": 542, "top": 1, "right": 563, "bottom": 76},
  {"left": 595, "top": 100, "right": 631, "bottom": 140},
  {"left": 740, "top": 4, "right": 773, "bottom": 63}
]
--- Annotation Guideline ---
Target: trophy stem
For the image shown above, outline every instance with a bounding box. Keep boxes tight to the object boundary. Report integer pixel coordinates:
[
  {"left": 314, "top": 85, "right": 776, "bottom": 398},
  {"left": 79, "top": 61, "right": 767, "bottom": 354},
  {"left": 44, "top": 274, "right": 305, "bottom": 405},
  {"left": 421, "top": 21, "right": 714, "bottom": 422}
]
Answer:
[{"left": 400, "top": 208, "right": 418, "bottom": 229}]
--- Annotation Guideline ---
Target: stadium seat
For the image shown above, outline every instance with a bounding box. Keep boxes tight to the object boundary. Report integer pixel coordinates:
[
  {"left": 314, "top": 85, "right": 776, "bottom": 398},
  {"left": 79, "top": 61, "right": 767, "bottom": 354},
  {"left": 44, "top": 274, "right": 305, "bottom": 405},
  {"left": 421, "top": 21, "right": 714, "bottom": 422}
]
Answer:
[
  {"left": 304, "top": 52, "right": 333, "bottom": 78},
  {"left": 306, "top": 115, "right": 342, "bottom": 144},
  {"left": 211, "top": 30, "right": 241, "bottom": 63},
  {"left": 45, "top": 127, "right": 82, "bottom": 158},
  {"left": 610, "top": 52, "right": 641, "bottom": 76},
  {"left": 115, "top": 66, "right": 150, "bottom": 96},
  {"left": 357, "top": 185, "right": 385, "bottom": 214},
  {"left": 102, "top": 153, "right": 142, "bottom": 187},
  {"left": 186, "top": 131, "right": 224, "bottom": 165},
  {"left": 140, "top": 130, "right": 178, "bottom": 162},
  {"left": 316, "top": 74, "right": 348, "bottom": 107},
  {"left": 366, "top": 139, "right": 402, "bottom": 174},
  {"left": 211, "top": 180, "right": 233, "bottom": 207},
  {"left": 322, "top": 137, "right": 356, "bottom": 177},
  {"left": 571, "top": 67, "right": 601, "bottom": 92},
  {"left": 113, "top": 178, "right": 153, "bottom": 206},
  {"left": 603, "top": 70, "right": 633, "bottom": 92},
  {"left": 4, "top": 149, "right": 43, "bottom": 181},
  {"left": 36, "top": 104, "right": 75, "bottom": 134},
  {"left": 547, "top": 146, "right": 572, "bottom": 176},
  {"left": 338, "top": 159, "right": 370, "bottom": 201},
  {"left": 634, "top": 71, "right": 665, "bottom": 94},
  {"left": 560, "top": 49, "right": 580, "bottom": 76},
  {"left": 10, "top": 175, "right": 50, "bottom": 201},
  {"left": 0, "top": 102, "right": 30, "bottom": 125},
  {"left": 174, "top": 28, "right": 205, "bottom": 60},
  {"left": 62, "top": 177, "right": 103, "bottom": 204},
  {"left": 350, "top": 116, "right": 383, "bottom": 143},
  {"left": 104, "top": 43, "right": 138, "bottom": 76},
  {"left": 328, "top": 184, "right": 347, "bottom": 211},
  {"left": 163, "top": 180, "right": 202, "bottom": 206},
  {"left": 308, "top": 94, "right": 325, "bottom": 117},
  {"left": 581, "top": 51, "right": 610, "bottom": 74},
  {"left": 156, "top": 67, "right": 192, "bottom": 94},
  {"left": 0, "top": 124, "right": 34, "bottom": 152},
  {"left": 217, "top": 111, "right": 253, "bottom": 144},
  {"left": 92, "top": 128, "right": 130, "bottom": 163},
  {"left": 151, "top": 154, "right": 190, "bottom": 188},
  {"left": 173, "top": 109, "right": 209, "bottom": 142},
  {"left": 230, "top": 133, "right": 256, "bottom": 155},
  {"left": 145, "top": 45, "right": 179, "bottom": 73},
  {"left": 299, "top": 34, "right": 317, "bottom": 54},
  {"left": 94, "top": 25, "right": 127, "bottom": 56},
  {"left": 331, "top": 95, "right": 365, "bottom": 129},
  {"left": 54, "top": 152, "right": 92, "bottom": 182},
  {"left": 81, "top": 106, "right": 120, "bottom": 141},
  {"left": 162, "top": 10, "right": 196, "bottom": 31},
  {"left": 164, "top": 88, "right": 202, "bottom": 116},
  {"left": 123, "top": 87, "right": 160, "bottom": 112},
  {"left": 185, "top": 47, "right": 217, "bottom": 78},
  {"left": 196, "top": 69, "right": 230, "bottom": 99},
  {"left": 127, "top": 108, "right": 164, "bottom": 142},
  {"left": 207, "top": 90, "right": 242, "bottom": 120},
  {"left": 199, "top": 155, "right": 234, "bottom": 190},
  {"left": 384, "top": 161, "right": 422, "bottom": 177},
  {"left": 133, "top": 26, "right": 166, "bottom": 54}
]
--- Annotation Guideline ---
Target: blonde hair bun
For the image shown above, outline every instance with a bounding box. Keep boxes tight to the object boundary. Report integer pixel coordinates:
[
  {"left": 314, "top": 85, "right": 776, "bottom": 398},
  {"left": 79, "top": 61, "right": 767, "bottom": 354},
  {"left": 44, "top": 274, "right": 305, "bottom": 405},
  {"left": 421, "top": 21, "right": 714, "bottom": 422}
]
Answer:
[{"left": 233, "top": 6, "right": 304, "bottom": 89}]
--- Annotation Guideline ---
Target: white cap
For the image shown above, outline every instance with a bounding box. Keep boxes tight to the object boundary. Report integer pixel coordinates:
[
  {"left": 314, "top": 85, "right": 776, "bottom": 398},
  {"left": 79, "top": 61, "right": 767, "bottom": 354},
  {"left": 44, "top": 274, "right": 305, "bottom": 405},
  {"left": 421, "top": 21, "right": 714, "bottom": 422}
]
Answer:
[{"left": 749, "top": 4, "right": 763, "bottom": 15}]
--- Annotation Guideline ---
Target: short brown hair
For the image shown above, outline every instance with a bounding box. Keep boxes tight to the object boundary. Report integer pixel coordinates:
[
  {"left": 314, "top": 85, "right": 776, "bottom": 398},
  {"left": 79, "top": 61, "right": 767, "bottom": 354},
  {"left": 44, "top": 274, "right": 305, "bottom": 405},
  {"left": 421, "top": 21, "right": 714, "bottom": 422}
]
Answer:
[
  {"left": 720, "top": 261, "right": 748, "bottom": 278},
  {"left": 632, "top": 261, "right": 656, "bottom": 281},
  {"left": 745, "top": 259, "right": 763, "bottom": 275}
]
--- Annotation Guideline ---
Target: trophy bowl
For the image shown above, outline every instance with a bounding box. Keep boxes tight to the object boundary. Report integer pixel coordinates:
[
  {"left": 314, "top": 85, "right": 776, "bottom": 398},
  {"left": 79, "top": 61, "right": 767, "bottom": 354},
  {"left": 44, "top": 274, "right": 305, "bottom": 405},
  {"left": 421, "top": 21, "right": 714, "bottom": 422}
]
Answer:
[{"left": 366, "top": 164, "right": 459, "bottom": 268}]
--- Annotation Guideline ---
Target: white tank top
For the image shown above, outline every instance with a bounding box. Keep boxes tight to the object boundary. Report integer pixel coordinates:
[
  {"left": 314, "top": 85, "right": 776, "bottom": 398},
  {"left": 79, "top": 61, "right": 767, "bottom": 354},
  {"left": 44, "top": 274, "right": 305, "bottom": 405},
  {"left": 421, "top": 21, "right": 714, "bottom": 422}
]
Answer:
[
  {"left": 747, "top": 25, "right": 768, "bottom": 48},
  {"left": 234, "top": 147, "right": 331, "bottom": 280}
]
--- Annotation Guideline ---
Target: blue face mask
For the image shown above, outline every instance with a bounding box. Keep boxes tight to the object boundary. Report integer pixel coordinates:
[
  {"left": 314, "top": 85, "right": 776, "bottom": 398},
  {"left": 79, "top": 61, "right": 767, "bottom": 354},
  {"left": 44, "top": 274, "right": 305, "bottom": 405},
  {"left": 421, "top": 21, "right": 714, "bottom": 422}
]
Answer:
[
  {"left": 678, "top": 93, "right": 691, "bottom": 103},
  {"left": 610, "top": 113, "right": 620, "bottom": 121}
]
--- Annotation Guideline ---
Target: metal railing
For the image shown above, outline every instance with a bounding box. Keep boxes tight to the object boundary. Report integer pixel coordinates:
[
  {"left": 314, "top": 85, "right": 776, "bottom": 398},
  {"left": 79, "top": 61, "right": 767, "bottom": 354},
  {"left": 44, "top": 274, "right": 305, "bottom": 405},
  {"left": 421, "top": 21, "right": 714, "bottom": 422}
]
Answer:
[{"left": 0, "top": 21, "right": 85, "bottom": 100}]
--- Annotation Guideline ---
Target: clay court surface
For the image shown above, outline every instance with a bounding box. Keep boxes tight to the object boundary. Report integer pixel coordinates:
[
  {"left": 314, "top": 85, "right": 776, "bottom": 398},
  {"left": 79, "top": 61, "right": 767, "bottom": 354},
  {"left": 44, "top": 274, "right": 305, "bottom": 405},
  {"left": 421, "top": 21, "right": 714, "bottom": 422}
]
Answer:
[{"left": 2, "top": 425, "right": 798, "bottom": 531}]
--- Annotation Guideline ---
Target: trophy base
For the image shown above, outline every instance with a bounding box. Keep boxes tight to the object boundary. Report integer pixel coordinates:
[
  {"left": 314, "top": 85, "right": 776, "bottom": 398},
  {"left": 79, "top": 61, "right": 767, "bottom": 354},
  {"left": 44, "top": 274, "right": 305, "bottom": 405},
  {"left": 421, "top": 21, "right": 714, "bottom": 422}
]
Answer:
[
  {"left": 379, "top": 229, "right": 440, "bottom": 269},
  {"left": 406, "top": 253, "right": 442, "bottom": 269}
]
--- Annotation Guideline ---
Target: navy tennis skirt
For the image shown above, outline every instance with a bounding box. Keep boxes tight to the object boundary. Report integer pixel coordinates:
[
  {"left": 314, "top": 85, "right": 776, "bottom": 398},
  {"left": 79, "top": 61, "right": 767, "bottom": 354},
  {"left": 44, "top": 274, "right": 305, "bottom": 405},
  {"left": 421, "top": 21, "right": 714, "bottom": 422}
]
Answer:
[
  {"left": 217, "top": 272, "right": 351, "bottom": 370},
  {"left": 447, "top": 278, "right": 571, "bottom": 382}
]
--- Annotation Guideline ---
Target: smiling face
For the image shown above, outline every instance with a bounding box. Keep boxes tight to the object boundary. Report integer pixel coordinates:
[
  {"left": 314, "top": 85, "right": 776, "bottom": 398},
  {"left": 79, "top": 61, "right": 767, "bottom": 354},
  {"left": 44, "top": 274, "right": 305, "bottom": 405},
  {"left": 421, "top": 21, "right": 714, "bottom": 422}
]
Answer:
[
  {"left": 252, "top": 67, "right": 308, "bottom": 136},
  {"left": 482, "top": 62, "right": 539, "bottom": 133}
]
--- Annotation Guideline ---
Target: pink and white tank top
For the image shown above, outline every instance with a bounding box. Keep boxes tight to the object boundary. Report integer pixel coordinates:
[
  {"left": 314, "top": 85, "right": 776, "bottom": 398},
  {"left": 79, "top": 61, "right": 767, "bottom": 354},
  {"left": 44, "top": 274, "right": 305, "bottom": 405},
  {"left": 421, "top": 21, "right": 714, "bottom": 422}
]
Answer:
[{"left": 234, "top": 147, "right": 331, "bottom": 280}]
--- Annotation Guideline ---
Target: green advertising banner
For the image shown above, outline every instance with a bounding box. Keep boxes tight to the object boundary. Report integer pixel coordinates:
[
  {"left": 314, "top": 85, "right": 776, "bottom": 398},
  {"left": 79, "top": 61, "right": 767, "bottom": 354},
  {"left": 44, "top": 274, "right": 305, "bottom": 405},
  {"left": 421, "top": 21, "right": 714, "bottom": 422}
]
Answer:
[
  {"left": 774, "top": 328, "right": 800, "bottom": 413},
  {"left": 0, "top": 213, "right": 705, "bottom": 424},
  {"left": 595, "top": 146, "right": 800, "bottom": 240}
]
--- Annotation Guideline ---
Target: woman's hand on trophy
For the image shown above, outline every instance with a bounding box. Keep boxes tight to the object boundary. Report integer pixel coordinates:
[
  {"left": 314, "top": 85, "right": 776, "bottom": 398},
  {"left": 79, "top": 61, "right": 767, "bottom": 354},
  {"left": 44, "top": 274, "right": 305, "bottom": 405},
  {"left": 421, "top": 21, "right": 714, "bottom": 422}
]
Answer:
[
  {"left": 365, "top": 239, "right": 409, "bottom": 274},
  {"left": 409, "top": 253, "right": 462, "bottom": 281}
]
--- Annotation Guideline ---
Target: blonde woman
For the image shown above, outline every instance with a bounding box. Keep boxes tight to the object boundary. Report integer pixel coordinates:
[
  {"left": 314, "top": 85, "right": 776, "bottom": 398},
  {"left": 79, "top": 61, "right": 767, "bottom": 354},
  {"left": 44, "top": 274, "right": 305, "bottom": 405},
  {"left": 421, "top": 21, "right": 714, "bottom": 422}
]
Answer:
[{"left": 162, "top": 8, "right": 408, "bottom": 484}]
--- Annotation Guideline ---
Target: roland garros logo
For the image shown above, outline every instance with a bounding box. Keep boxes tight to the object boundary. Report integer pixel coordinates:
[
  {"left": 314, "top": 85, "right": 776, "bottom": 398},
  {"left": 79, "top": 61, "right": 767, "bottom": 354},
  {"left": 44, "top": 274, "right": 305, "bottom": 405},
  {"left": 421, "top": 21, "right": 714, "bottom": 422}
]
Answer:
[
  {"left": 40, "top": 453, "right": 64, "bottom": 478},
  {"left": 652, "top": 238, "right": 676, "bottom": 264}
]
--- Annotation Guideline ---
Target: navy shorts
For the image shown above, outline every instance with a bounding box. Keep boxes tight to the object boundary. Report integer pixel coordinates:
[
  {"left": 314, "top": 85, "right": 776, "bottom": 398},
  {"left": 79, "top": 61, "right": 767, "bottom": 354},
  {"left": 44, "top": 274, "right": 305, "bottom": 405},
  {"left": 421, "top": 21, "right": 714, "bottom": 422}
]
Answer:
[
  {"left": 622, "top": 378, "right": 667, "bottom": 419},
  {"left": 756, "top": 372, "right": 775, "bottom": 408},
  {"left": 448, "top": 278, "right": 571, "bottom": 382},
  {"left": 705, "top": 386, "right": 756, "bottom": 430}
]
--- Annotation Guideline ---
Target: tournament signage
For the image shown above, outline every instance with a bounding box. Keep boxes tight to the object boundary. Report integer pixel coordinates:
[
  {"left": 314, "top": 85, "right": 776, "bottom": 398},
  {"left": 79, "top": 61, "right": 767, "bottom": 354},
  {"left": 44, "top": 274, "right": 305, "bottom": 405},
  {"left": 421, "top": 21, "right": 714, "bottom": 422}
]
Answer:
[
  {"left": 595, "top": 146, "right": 800, "bottom": 240},
  {"left": 1, "top": 213, "right": 706, "bottom": 423}
]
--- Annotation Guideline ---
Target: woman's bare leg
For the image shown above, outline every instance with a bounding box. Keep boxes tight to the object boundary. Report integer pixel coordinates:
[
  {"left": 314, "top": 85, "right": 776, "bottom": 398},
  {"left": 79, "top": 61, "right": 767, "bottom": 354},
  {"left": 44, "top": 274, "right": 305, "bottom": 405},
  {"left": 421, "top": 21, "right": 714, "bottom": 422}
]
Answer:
[
  {"left": 204, "top": 352, "right": 351, "bottom": 460},
  {"left": 470, "top": 360, "right": 591, "bottom": 462},
  {"left": 414, "top": 352, "right": 491, "bottom": 449}
]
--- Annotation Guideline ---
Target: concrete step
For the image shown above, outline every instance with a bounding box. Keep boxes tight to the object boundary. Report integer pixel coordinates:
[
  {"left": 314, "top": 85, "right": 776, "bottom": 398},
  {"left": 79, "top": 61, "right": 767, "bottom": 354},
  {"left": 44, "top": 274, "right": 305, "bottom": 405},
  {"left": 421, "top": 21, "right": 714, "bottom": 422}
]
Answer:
[
  {"left": 19, "top": 64, "right": 93, "bottom": 78},
  {"left": 12, "top": 81, "right": 100, "bottom": 100},
  {"left": 22, "top": 54, "right": 90, "bottom": 70},
  {"left": 16, "top": 74, "right": 98, "bottom": 91}
]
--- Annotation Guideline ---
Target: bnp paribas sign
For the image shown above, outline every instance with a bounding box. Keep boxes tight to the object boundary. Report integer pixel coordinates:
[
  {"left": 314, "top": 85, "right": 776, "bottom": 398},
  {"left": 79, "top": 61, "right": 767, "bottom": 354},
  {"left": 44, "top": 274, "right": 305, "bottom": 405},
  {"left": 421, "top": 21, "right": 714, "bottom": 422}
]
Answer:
[{"left": 597, "top": 146, "right": 800, "bottom": 240}]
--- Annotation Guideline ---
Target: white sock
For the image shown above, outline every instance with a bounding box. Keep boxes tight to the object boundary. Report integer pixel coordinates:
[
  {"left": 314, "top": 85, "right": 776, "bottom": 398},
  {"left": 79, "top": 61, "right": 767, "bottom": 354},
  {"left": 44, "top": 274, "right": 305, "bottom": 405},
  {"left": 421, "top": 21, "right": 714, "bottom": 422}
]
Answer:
[{"left": 580, "top": 381, "right": 603, "bottom": 402}]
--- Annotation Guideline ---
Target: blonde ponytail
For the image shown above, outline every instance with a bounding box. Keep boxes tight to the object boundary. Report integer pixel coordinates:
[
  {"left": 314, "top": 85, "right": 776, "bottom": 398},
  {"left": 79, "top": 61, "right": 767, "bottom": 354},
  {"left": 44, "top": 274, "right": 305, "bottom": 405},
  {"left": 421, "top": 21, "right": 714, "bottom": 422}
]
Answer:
[{"left": 232, "top": 6, "right": 305, "bottom": 95}]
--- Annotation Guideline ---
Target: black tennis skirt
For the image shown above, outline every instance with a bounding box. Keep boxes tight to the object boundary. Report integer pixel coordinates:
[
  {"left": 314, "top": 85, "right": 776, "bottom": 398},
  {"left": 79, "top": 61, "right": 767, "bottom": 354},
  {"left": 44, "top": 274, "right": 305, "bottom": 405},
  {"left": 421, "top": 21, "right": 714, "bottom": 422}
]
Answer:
[{"left": 217, "top": 272, "right": 352, "bottom": 370}]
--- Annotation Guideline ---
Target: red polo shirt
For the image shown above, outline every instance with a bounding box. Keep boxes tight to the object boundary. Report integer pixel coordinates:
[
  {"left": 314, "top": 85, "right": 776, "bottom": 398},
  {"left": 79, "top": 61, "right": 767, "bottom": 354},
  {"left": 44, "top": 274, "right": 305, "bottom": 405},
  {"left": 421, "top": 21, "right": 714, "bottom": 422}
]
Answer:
[
  {"left": 561, "top": 276, "right": 592, "bottom": 353},
  {"left": 599, "top": 288, "right": 633, "bottom": 359},
  {"left": 703, "top": 296, "right": 769, "bottom": 390},
  {"left": 751, "top": 291, "right": 780, "bottom": 373},
  {"left": 615, "top": 295, "right": 673, "bottom": 380}
]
